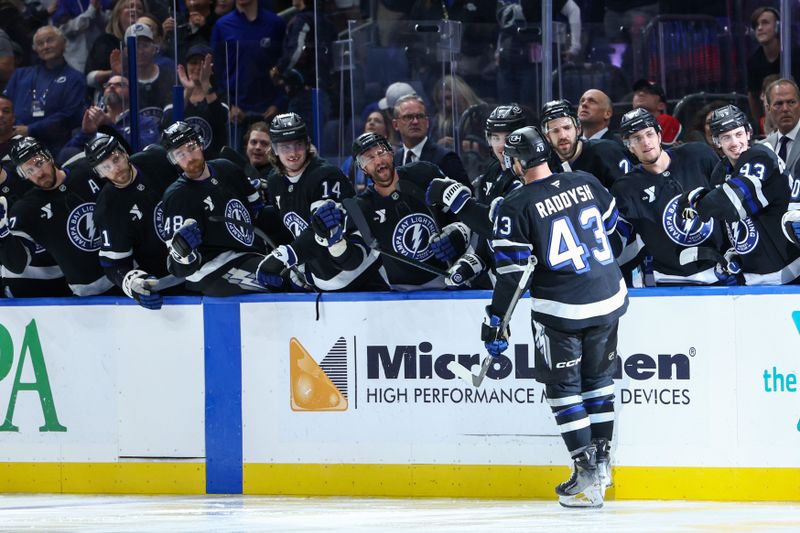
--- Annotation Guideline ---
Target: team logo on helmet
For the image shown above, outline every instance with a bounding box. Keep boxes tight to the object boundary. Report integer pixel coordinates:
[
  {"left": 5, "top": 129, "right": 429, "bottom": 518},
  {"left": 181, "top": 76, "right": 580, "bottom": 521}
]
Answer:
[
  {"left": 186, "top": 116, "right": 213, "bottom": 150},
  {"left": 508, "top": 134, "right": 522, "bottom": 143},
  {"left": 67, "top": 203, "right": 101, "bottom": 251},
  {"left": 392, "top": 213, "right": 437, "bottom": 261},
  {"left": 224, "top": 199, "right": 254, "bottom": 246},
  {"left": 727, "top": 218, "right": 759, "bottom": 255},
  {"left": 283, "top": 211, "right": 309, "bottom": 238},
  {"left": 152, "top": 201, "right": 169, "bottom": 242},
  {"left": 662, "top": 195, "right": 715, "bottom": 245}
]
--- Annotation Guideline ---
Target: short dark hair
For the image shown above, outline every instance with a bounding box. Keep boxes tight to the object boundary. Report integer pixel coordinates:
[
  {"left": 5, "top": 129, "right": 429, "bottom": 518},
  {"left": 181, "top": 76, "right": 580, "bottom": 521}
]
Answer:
[{"left": 751, "top": 6, "right": 780, "bottom": 29}]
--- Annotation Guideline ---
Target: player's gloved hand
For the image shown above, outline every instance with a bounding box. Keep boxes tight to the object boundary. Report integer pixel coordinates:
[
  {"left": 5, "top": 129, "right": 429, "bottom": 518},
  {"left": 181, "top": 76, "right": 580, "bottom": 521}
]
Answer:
[
  {"left": 781, "top": 210, "right": 800, "bottom": 247},
  {"left": 445, "top": 252, "right": 485, "bottom": 288},
  {"left": 122, "top": 269, "right": 163, "bottom": 310},
  {"left": 425, "top": 177, "right": 471, "bottom": 213},
  {"left": 430, "top": 222, "right": 470, "bottom": 263},
  {"left": 311, "top": 199, "right": 346, "bottom": 247},
  {"left": 256, "top": 245, "right": 298, "bottom": 287},
  {"left": 288, "top": 266, "right": 313, "bottom": 292},
  {"left": 481, "top": 313, "right": 510, "bottom": 358},
  {"left": 0, "top": 197, "right": 9, "bottom": 239},
  {"left": 676, "top": 187, "right": 710, "bottom": 221},
  {"left": 714, "top": 248, "right": 741, "bottom": 285},
  {"left": 168, "top": 218, "right": 201, "bottom": 264},
  {"left": 249, "top": 177, "right": 268, "bottom": 191},
  {"left": 488, "top": 196, "right": 504, "bottom": 225}
]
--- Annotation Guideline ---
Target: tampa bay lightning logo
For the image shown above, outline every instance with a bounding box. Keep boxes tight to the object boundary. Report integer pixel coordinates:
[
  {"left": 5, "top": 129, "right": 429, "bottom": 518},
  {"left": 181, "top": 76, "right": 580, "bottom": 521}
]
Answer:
[
  {"left": 662, "top": 194, "right": 715, "bottom": 246},
  {"left": 392, "top": 213, "right": 437, "bottom": 260},
  {"left": 186, "top": 116, "right": 212, "bottom": 150},
  {"left": 224, "top": 199, "right": 254, "bottom": 246},
  {"left": 283, "top": 211, "right": 308, "bottom": 237},
  {"left": 727, "top": 218, "right": 759, "bottom": 255},
  {"left": 152, "top": 201, "right": 169, "bottom": 242},
  {"left": 67, "top": 202, "right": 101, "bottom": 251},
  {"left": 140, "top": 107, "right": 164, "bottom": 124}
]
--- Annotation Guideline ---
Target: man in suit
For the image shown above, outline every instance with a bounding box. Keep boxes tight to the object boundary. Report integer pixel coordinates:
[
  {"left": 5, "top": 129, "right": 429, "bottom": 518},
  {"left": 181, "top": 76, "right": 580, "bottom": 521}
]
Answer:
[
  {"left": 392, "top": 94, "right": 471, "bottom": 188},
  {"left": 762, "top": 78, "right": 800, "bottom": 169},
  {"left": 578, "top": 89, "right": 619, "bottom": 142}
]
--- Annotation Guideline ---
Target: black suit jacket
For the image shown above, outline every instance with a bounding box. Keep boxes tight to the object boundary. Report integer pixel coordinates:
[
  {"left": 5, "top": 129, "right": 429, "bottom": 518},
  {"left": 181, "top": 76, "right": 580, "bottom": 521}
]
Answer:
[{"left": 395, "top": 138, "right": 471, "bottom": 191}]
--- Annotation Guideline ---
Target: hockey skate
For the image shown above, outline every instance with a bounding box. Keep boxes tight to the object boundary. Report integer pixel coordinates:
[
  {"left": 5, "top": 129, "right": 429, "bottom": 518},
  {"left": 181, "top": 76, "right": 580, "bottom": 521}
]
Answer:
[
  {"left": 555, "top": 445, "right": 604, "bottom": 508},
  {"left": 593, "top": 438, "right": 612, "bottom": 491}
]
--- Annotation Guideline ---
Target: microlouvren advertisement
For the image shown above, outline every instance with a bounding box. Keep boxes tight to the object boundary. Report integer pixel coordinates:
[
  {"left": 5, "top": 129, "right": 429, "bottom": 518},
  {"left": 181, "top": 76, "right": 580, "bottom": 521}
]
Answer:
[{"left": 240, "top": 295, "right": 800, "bottom": 468}]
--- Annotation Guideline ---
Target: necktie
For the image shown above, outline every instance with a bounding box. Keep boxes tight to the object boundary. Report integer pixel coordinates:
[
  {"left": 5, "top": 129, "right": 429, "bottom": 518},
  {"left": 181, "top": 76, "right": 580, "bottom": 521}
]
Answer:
[
  {"left": 778, "top": 136, "right": 790, "bottom": 163},
  {"left": 404, "top": 150, "right": 414, "bottom": 165}
]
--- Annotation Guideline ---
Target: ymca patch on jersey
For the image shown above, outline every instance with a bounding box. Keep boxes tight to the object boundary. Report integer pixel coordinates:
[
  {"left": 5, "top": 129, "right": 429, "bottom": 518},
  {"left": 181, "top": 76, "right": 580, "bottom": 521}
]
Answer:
[
  {"left": 67, "top": 202, "right": 101, "bottom": 251},
  {"left": 283, "top": 211, "right": 308, "bottom": 237},
  {"left": 392, "top": 213, "right": 437, "bottom": 261},
  {"left": 727, "top": 218, "right": 759, "bottom": 255},
  {"left": 224, "top": 199, "right": 254, "bottom": 246},
  {"left": 153, "top": 201, "right": 169, "bottom": 242},
  {"left": 662, "top": 194, "right": 715, "bottom": 246}
]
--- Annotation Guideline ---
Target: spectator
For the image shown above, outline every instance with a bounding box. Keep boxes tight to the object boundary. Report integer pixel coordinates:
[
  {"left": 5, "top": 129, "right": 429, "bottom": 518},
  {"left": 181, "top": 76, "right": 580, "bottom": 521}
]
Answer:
[
  {"left": 211, "top": 0, "right": 286, "bottom": 134},
  {"left": 429, "top": 74, "right": 484, "bottom": 150},
  {"left": 113, "top": 22, "right": 175, "bottom": 118},
  {"left": 214, "top": 0, "right": 234, "bottom": 18},
  {"left": 0, "top": 28, "right": 13, "bottom": 92},
  {"left": 4, "top": 26, "right": 86, "bottom": 155},
  {"left": 85, "top": 0, "right": 147, "bottom": 93},
  {"left": 0, "top": 94, "right": 15, "bottom": 156},
  {"left": 162, "top": 44, "right": 228, "bottom": 159},
  {"left": 376, "top": 81, "right": 415, "bottom": 115},
  {"left": 54, "top": 0, "right": 108, "bottom": 73},
  {"left": 746, "top": 7, "right": 800, "bottom": 134},
  {"left": 272, "top": 0, "right": 335, "bottom": 93},
  {"left": 392, "top": 94, "right": 470, "bottom": 187},
  {"left": 60, "top": 74, "right": 161, "bottom": 160},
  {"left": 162, "top": 0, "right": 218, "bottom": 62},
  {"left": 685, "top": 100, "right": 728, "bottom": 154},
  {"left": 578, "top": 89, "right": 617, "bottom": 141},
  {"left": 631, "top": 79, "right": 682, "bottom": 145},
  {"left": 135, "top": 15, "right": 176, "bottom": 71},
  {"left": 762, "top": 78, "right": 800, "bottom": 169}
]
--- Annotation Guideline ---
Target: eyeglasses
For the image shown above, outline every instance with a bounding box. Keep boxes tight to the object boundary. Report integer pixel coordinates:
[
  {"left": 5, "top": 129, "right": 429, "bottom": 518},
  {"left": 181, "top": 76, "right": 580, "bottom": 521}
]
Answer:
[
  {"left": 103, "top": 81, "right": 129, "bottom": 90},
  {"left": 19, "top": 156, "right": 50, "bottom": 178},
  {"left": 170, "top": 141, "right": 202, "bottom": 161},
  {"left": 359, "top": 146, "right": 392, "bottom": 165},
  {"left": 397, "top": 113, "right": 428, "bottom": 123},
  {"left": 94, "top": 152, "right": 127, "bottom": 174}
]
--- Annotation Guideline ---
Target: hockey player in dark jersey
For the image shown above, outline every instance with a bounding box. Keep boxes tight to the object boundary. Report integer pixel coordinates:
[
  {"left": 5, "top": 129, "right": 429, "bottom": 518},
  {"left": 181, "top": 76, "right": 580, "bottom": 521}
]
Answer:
[
  {"left": 540, "top": 99, "right": 632, "bottom": 189},
  {"left": 0, "top": 137, "right": 117, "bottom": 296},
  {"left": 0, "top": 160, "right": 69, "bottom": 297},
  {"left": 259, "top": 113, "right": 384, "bottom": 291},
  {"left": 611, "top": 108, "right": 728, "bottom": 285},
  {"left": 677, "top": 105, "right": 800, "bottom": 284},
  {"left": 424, "top": 104, "right": 527, "bottom": 288},
  {"left": 485, "top": 126, "right": 627, "bottom": 508},
  {"left": 89, "top": 134, "right": 184, "bottom": 309},
  {"left": 160, "top": 121, "right": 282, "bottom": 296},
  {"left": 340, "top": 131, "right": 469, "bottom": 290}
]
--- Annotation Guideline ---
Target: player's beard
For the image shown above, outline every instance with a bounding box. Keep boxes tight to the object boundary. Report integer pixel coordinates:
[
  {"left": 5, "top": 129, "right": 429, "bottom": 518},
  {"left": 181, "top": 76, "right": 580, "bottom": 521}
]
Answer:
[
  {"left": 183, "top": 157, "right": 206, "bottom": 178},
  {"left": 33, "top": 165, "right": 57, "bottom": 190},
  {"left": 640, "top": 145, "right": 662, "bottom": 166},
  {"left": 556, "top": 138, "right": 578, "bottom": 160},
  {"left": 370, "top": 160, "right": 394, "bottom": 188}
]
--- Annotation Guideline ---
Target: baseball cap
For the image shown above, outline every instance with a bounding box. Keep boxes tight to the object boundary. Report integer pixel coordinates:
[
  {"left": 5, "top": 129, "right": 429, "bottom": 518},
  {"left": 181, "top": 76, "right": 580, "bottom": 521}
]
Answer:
[
  {"left": 632, "top": 79, "right": 667, "bottom": 103},
  {"left": 185, "top": 44, "right": 213, "bottom": 62},
  {"left": 124, "top": 22, "right": 154, "bottom": 41},
  {"left": 657, "top": 114, "right": 683, "bottom": 145},
  {"left": 379, "top": 82, "right": 416, "bottom": 111}
]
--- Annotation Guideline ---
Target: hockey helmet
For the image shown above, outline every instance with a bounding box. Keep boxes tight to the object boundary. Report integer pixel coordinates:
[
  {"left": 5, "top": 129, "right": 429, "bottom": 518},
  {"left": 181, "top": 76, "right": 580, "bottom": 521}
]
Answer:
[
  {"left": 10, "top": 136, "right": 50, "bottom": 168},
  {"left": 269, "top": 113, "right": 308, "bottom": 144},
  {"left": 85, "top": 133, "right": 124, "bottom": 168},
  {"left": 162, "top": 121, "right": 201, "bottom": 152},
  {"left": 709, "top": 105, "right": 751, "bottom": 140},
  {"left": 540, "top": 99, "right": 580, "bottom": 133},
  {"left": 352, "top": 131, "right": 392, "bottom": 164},
  {"left": 503, "top": 126, "right": 551, "bottom": 171},
  {"left": 485, "top": 104, "right": 526, "bottom": 134},
  {"left": 619, "top": 108, "right": 661, "bottom": 139}
]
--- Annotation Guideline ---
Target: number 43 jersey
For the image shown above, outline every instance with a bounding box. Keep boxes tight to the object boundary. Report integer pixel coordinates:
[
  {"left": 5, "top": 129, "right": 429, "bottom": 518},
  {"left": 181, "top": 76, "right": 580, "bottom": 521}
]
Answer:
[{"left": 492, "top": 170, "right": 628, "bottom": 330}]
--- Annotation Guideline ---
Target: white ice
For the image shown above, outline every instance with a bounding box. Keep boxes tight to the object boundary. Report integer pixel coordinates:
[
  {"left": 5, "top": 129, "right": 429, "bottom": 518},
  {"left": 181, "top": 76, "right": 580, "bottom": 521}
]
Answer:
[{"left": 1, "top": 495, "right": 799, "bottom": 532}]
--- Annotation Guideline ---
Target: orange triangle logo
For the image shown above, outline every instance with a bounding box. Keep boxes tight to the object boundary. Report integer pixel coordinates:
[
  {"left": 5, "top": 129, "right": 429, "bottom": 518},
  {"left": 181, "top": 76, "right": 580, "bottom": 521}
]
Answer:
[{"left": 289, "top": 337, "right": 348, "bottom": 411}]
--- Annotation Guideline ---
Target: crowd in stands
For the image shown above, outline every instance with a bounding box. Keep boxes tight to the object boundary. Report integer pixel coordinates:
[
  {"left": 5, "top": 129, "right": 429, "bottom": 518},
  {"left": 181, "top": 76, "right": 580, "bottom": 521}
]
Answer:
[{"left": 0, "top": 0, "right": 798, "bottom": 306}]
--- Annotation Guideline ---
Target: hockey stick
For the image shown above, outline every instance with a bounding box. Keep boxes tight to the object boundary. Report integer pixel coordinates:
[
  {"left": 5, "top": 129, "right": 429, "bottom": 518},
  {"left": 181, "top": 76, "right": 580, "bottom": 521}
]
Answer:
[
  {"left": 447, "top": 255, "right": 537, "bottom": 387},
  {"left": 207, "top": 215, "right": 318, "bottom": 293},
  {"left": 678, "top": 246, "right": 724, "bottom": 266},
  {"left": 341, "top": 197, "right": 449, "bottom": 277}
]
